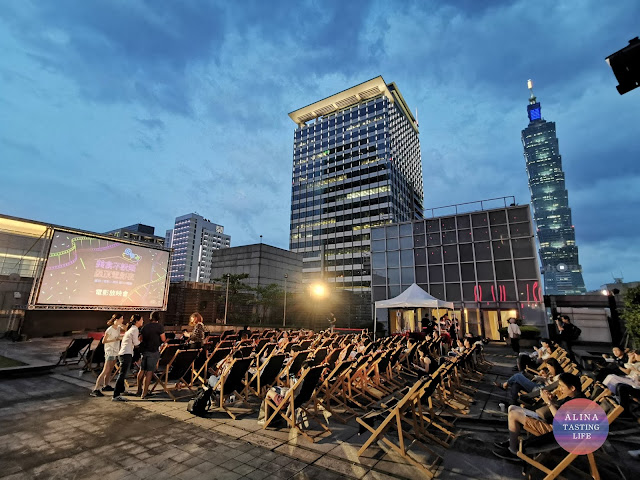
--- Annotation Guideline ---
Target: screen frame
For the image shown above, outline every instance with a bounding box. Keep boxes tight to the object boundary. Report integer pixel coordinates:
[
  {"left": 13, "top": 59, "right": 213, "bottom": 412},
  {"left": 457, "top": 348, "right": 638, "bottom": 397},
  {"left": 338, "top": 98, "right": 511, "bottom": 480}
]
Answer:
[{"left": 29, "top": 228, "right": 172, "bottom": 311}]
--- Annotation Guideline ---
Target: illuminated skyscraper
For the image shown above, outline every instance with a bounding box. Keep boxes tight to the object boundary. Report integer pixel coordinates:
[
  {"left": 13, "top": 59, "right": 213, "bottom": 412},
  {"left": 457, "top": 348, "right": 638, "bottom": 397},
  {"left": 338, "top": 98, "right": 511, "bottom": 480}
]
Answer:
[
  {"left": 521, "top": 80, "right": 586, "bottom": 295},
  {"left": 288, "top": 76, "right": 423, "bottom": 322}
]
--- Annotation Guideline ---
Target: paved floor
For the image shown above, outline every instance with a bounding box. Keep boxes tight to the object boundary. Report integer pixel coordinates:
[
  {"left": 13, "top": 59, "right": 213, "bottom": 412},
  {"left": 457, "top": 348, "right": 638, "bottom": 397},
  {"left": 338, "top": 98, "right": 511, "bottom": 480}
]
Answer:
[{"left": 1, "top": 339, "right": 639, "bottom": 480}]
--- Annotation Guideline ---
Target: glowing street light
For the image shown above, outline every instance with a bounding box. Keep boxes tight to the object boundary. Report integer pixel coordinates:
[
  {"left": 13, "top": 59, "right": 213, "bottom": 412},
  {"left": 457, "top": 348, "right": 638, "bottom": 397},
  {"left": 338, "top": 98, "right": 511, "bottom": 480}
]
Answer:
[{"left": 310, "top": 283, "right": 327, "bottom": 298}]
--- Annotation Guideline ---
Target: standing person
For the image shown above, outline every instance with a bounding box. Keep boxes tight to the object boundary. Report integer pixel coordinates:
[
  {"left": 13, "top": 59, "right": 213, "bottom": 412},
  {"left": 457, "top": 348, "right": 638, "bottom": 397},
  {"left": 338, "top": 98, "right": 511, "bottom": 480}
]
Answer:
[
  {"left": 328, "top": 313, "right": 337, "bottom": 334},
  {"left": 449, "top": 317, "right": 458, "bottom": 348},
  {"left": 507, "top": 318, "right": 521, "bottom": 354},
  {"left": 113, "top": 315, "right": 143, "bottom": 402},
  {"left": 91, "top": 314, "right": 124, "bottom": 397},
  {"left": 137, "top": 311, "right": 166, "bottom": 399},
  {"left": 189, "top": 312, "right": 206, "bottom": 348},
  {"left": 555, "top": 314, "right": 579, "bottom": 359}
]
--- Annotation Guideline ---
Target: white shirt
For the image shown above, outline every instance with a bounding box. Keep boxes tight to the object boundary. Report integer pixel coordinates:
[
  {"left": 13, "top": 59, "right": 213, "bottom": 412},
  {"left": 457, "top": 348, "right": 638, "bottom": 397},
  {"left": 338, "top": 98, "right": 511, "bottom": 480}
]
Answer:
[
  {"left": 103, "top": 325, "right": 122, "bottom": 357},
  {"left": 119, "top": 326, "right": 140, "bottom": 356},
  {"left": 508, "top": 323, "right": 521, "bottom": 338}
]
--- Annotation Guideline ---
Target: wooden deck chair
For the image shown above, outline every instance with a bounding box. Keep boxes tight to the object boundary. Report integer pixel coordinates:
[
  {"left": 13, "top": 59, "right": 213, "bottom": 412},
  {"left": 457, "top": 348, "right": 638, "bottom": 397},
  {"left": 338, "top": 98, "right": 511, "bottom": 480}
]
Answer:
[
  {"left": 209, "top": 357, "right": 254, "bottom": 419},
  {"left": 298, "top": 340, "right": 312, "bottom": 350},
  {"left": 343, "top": 354, "right": 375, "bottom": 408},
  {"left": 324, "top": 347, "right": 344, "bottom": 370},
  {"left": 152, "top": 349, "right": 199, "bottom": 400},
  {"left": 191, "top": 346, "right": 232, "bottom": 386},
  {"left": 278, "top": 350, "right": 310, "bottom": 386},
  {"left": 255, "top": 338, "right": 269, "bottom": 353},
  {"left": 356, "top": 376, "right": 441, "bottom": 479},
  {"left": 263, "top": 365, "right": 329, "bottom": 442},
  {"left": 234, "top": 345, "right": 254, "bottom": 358},
  {"left": 412, "top": 372, "right": 457, "bottom": 448},
  {"left": 56, "top": 338, "right": 93, "bottom": 367},
  {"left": 310, "top": 347, "right": 328, "bottom": 366},
  {"left": 247, "top": 353, "right": 286, "bottom": 398},
  {"left": 315, "top": 359, "right": 357, "bottom": 423},
  {"left": 517, "top": 396, "right": 624, "bottom": 480}
]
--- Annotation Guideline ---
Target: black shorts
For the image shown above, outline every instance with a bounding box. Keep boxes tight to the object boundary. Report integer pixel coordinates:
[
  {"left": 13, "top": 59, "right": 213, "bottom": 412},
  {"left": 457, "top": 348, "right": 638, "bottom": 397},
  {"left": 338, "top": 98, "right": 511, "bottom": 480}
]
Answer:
[{"left": 140, "top": 351, "right": 160, "bottom": 372}]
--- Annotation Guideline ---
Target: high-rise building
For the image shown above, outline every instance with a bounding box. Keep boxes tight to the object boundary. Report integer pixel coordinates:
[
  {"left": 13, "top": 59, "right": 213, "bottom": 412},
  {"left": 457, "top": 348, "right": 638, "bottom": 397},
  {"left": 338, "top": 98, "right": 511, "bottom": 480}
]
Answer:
[
  {"left": 166, "top": 213, "right": 230, "bottom": 283},
  {"left": 105, "top": 223, "right": 165, "bottom": 246},
  {"left": 521, "top": 80, "right": 586, "bottom": 295},
  {"left": 288, "top": 76, "right": 423, "bottom": 323}
]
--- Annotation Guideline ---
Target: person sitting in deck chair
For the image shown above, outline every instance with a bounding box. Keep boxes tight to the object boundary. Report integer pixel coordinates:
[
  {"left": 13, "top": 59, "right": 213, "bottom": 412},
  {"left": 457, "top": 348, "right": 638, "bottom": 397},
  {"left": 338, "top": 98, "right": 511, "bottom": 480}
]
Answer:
[
  {"left": 492, "top": 372, "right": 584, "bottom": 462},
  {"left": 257, "top": 361, "right": 310, "bottom": 424}
]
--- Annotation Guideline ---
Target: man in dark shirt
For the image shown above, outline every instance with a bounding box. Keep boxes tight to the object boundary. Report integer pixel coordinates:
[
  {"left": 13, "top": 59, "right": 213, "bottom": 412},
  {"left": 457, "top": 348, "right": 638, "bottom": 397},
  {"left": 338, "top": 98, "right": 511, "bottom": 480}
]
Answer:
[
  {"left": 137, "top": 311, "right": 166, "bottom": 399},
  {"left": 596, "top": 346, "right": 628, "bottom": 382}
]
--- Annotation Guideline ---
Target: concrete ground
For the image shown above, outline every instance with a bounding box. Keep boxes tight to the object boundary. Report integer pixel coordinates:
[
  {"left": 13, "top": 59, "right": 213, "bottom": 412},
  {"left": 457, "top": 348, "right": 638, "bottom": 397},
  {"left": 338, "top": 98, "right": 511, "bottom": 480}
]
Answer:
[{"left": 0, "top": 338, "right": 639, "bottom": 480}]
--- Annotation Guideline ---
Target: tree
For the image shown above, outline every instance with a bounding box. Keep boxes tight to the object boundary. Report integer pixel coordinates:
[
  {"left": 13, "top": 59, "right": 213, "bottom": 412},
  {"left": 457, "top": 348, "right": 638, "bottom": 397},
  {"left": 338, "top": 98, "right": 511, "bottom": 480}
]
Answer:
[
  {"left": 622, "top": 286, "right": 640, "bottom": 348},
  {"left": 253, "top": 283, "right": 284, "bottom": 324},
  {"left": 213, "top": 273, "right": 250, "bottom": 322}
]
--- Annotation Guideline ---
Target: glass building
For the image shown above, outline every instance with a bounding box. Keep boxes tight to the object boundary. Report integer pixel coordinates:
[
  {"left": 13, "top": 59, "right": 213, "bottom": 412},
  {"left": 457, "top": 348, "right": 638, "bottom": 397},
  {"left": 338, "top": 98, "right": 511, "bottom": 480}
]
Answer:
[
  {"left": 522, "top": 81, "right": 586, "bottom": 295},
  {"left": 288, "top": 76, "right": 423, "bottom": 324},
  {"left": 371, "top": 202, "right": 546, "bottom": 339}
]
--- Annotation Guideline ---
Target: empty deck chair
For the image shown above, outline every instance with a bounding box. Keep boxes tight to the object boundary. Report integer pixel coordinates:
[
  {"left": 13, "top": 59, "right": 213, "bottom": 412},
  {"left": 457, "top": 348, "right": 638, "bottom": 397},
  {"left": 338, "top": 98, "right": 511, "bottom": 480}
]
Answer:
[
  {"left": 356, "top": 375, "right": 441, "bottom": 478},
  {"left": 85, "top": 340, "right": 105, "bottom": 374},
  {"left": 152, "top": 349, "right": 200, "bottom": 400},
  {"left": 209, "top": 356, "right": 254, "bottom": 419},
  {"left": 263, "top": 365, "right": 329, "bottom": 442},
  {"left": 315, "top": 359, "right": 357, "bottom": 423},
  {"left": 247, "top": 353, "right": 287, "bottom": 398},
  {"left": 56, "top": 337, "right": 93, "bottom": 367}
]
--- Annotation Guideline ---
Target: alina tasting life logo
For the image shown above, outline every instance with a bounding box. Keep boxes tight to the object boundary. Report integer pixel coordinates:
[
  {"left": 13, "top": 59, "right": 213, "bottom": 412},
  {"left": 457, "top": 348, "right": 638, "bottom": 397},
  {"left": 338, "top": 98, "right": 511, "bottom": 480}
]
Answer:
[{"left": 552, "top": 398, "right": 609, "bottom": 455}]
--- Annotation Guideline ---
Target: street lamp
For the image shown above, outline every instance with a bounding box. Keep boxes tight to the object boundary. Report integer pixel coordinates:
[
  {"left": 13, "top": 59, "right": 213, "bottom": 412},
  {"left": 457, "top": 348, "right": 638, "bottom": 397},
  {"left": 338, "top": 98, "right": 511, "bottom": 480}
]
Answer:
[
  {"left": 283, "top": 274, "right": 288, "bottom": 327},
  {"left": 223, "top": 273, "right": 230, "bottom": 325}
]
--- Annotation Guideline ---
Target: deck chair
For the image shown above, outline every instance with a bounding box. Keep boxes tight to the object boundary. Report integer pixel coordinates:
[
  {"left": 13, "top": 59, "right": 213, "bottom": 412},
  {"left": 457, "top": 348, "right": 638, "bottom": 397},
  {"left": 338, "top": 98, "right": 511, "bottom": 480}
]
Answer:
[
  {"left": 235, "top": 345, "right": 254, "bottom": 358},
  {"left": 263, "top": 365, "right": 329, "bottom": 442},
  {"left": 85, "top": 340, "right": 105, "bottom": 374},
  {"left": 310, "top": 347, "right": 328, "bottom": 366},
  {"left": 247, "top": 353, "right": 287, "bottom": 398},
  {"left": 152, "top": 349, "right": 200, "bottom": 400},
  {"left": 191, "top": 346, "right": 232, "bottom": 386},
  {"left": 356, "top": 375, "right": 441, "bottom": 478},
  {"left": 209, "top": 357, "right": 254, "bottom": 419},
  {"left": 324, "top": 348, "right": 344, "bottom": 370},
  {"left": 56, "top": 338, "right": 93, "bottom": 367},
  {"left": 315, "top": 359, "right": 357, "bottom": 423},
  {"left": 278, "top": 350, "right": 310, "bottom": 386},
  {"left": 412, "top": 372, "right": 457, "bottom": 448},
  {"left": 518, "top": 396, "right": 624, "bottom": 480}
]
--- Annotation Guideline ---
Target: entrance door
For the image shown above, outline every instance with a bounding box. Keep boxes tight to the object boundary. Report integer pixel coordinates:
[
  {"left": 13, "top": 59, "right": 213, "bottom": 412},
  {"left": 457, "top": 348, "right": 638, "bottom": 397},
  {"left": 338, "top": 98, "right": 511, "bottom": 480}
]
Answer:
[{"left": 483, "top": 310, "right": 501, "bottom": 340}]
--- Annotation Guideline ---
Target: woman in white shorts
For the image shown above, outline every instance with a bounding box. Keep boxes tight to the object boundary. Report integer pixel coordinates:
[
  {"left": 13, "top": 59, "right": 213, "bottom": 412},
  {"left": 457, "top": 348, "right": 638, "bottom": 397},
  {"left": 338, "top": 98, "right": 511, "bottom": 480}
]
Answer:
[{"left": 91, "top": 314, "right": 124, "bottom": 397}]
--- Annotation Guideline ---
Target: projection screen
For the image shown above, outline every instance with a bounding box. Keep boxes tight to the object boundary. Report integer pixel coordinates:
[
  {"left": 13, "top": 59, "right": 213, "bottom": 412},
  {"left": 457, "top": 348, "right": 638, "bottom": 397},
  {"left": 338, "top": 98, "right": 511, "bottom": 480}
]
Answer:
[{"left": 34, "top": 229, "right": 170, "bottom": 309}]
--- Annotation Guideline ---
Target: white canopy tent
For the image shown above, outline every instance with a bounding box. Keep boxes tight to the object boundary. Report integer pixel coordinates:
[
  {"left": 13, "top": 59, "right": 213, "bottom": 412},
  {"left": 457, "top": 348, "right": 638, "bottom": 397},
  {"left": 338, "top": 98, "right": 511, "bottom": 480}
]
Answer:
[{"left": 374, "top": 283, "right": 454, "bottom": 337}]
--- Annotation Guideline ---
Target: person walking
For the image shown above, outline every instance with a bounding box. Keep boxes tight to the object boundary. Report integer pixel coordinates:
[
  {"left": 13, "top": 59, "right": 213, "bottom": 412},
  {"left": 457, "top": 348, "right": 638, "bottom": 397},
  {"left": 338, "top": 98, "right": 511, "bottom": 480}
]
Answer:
[
  {"left": 113, "top": 314, "right": 143, "bottom": 402},
  {"left": 137, "top": 311, "right": 166, "bottom": 399},
  {"left": 91, "top": 314, "right": 124, "bottom": 397},
  {"left": 507, "top": 318, "right": 521, "bottom": 354}
]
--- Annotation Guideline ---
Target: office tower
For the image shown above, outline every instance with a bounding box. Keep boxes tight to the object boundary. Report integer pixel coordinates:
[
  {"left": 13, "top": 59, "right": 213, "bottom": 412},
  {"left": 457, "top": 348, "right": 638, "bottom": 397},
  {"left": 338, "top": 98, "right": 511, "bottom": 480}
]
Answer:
[
  {"left": 105, "top": 223, "right": 165, "bottom": 246},
  {"left": 521, "top": 80, "right": 586, "bottom": 295},
  {"left": 288, "top": 76, "right": 423, "bottom": 322},
  {"left": 167, "top": 213, "right": 230, "bottom": 283}
]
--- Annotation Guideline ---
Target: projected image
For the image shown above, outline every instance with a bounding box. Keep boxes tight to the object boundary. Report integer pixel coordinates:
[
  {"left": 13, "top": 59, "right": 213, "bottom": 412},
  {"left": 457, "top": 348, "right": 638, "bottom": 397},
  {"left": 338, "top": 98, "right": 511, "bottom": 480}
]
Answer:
[{"left": 36, "top": 230, "right": 170, "bottom": 308}]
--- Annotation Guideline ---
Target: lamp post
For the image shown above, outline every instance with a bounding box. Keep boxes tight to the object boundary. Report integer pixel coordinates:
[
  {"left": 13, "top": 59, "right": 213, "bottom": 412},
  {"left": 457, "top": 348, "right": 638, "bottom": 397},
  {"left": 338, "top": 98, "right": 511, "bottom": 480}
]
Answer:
[
  {"left": 283, "top": 274, "right": 288, "bottom": 327},
  {"left": 223, "top": 273, "right": 230, "bottom": 325}
]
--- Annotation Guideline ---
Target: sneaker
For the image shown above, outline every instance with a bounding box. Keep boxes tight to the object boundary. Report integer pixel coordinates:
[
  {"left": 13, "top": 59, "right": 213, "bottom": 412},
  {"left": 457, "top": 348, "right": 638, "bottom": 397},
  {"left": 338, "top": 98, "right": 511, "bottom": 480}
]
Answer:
[
  {"left": 101, "top": 385, "right": 114, "bottom": 392},
  {"left": 112, "top": 396, "right": 127, "bottom": 402},
  {"left": 493, "top": 440, "right": 510, "bottom": 449},
  {"left": 90, "top": 390, "right": 104, "bottom": 397},
  {"left": 492, "top": 448, "right": 520, "bottom": 462},
  {"left": 629, "top": 449, "right": 640, "bottom": 458}
]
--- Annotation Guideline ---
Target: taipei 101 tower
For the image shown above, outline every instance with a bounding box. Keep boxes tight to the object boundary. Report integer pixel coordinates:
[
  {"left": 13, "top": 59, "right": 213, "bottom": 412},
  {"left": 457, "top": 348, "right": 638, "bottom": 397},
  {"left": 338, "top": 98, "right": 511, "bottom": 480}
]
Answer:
[{"left": 521, "top": 80, "right": 586, "bottom": 295}]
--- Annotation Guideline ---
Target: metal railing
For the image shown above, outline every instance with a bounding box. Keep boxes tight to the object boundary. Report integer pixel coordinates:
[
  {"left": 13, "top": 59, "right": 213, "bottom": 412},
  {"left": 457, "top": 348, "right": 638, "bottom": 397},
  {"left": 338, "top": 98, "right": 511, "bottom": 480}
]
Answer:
[{"left": 424, "top": 196, "right": 517, "bottom": 218}]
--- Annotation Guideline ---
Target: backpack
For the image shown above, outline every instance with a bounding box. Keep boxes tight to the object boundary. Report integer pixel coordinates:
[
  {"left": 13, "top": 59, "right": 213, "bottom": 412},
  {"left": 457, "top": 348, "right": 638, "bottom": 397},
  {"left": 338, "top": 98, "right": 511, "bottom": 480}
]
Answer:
[
  {"left": 569, "top": 325, "right": 582, "bottom": 342},
  {"left": 187, "top": 387, "right": 213, "bottom": 417}
]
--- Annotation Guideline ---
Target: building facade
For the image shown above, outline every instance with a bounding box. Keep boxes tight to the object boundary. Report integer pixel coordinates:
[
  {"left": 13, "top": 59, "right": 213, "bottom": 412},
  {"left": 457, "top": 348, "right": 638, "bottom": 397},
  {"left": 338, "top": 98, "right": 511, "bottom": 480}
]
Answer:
[
  {"left": 288, "top": 76, "right": 423, "bottom": 324},
  {"left": 209, "top": 244, "right": 303, "bottom": 290},
  {"left": 522, "top": 81, "right": 586, "bottom": 295},
  {"left": 167, "top": 213, "right": 230, "bottom": 283},
  {"left": 105, "top": 223, "right": 165, "bottom": 246},
  {"left": 371, "top": 203, "right": 546, "bottom": 339}
]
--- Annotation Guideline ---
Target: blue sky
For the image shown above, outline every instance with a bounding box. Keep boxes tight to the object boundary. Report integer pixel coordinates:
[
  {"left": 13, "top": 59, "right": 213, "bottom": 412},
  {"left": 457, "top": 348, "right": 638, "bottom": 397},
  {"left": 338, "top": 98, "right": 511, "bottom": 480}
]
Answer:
[{"left": 1, "top": 0, "right": 639, "bottom": 290}]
